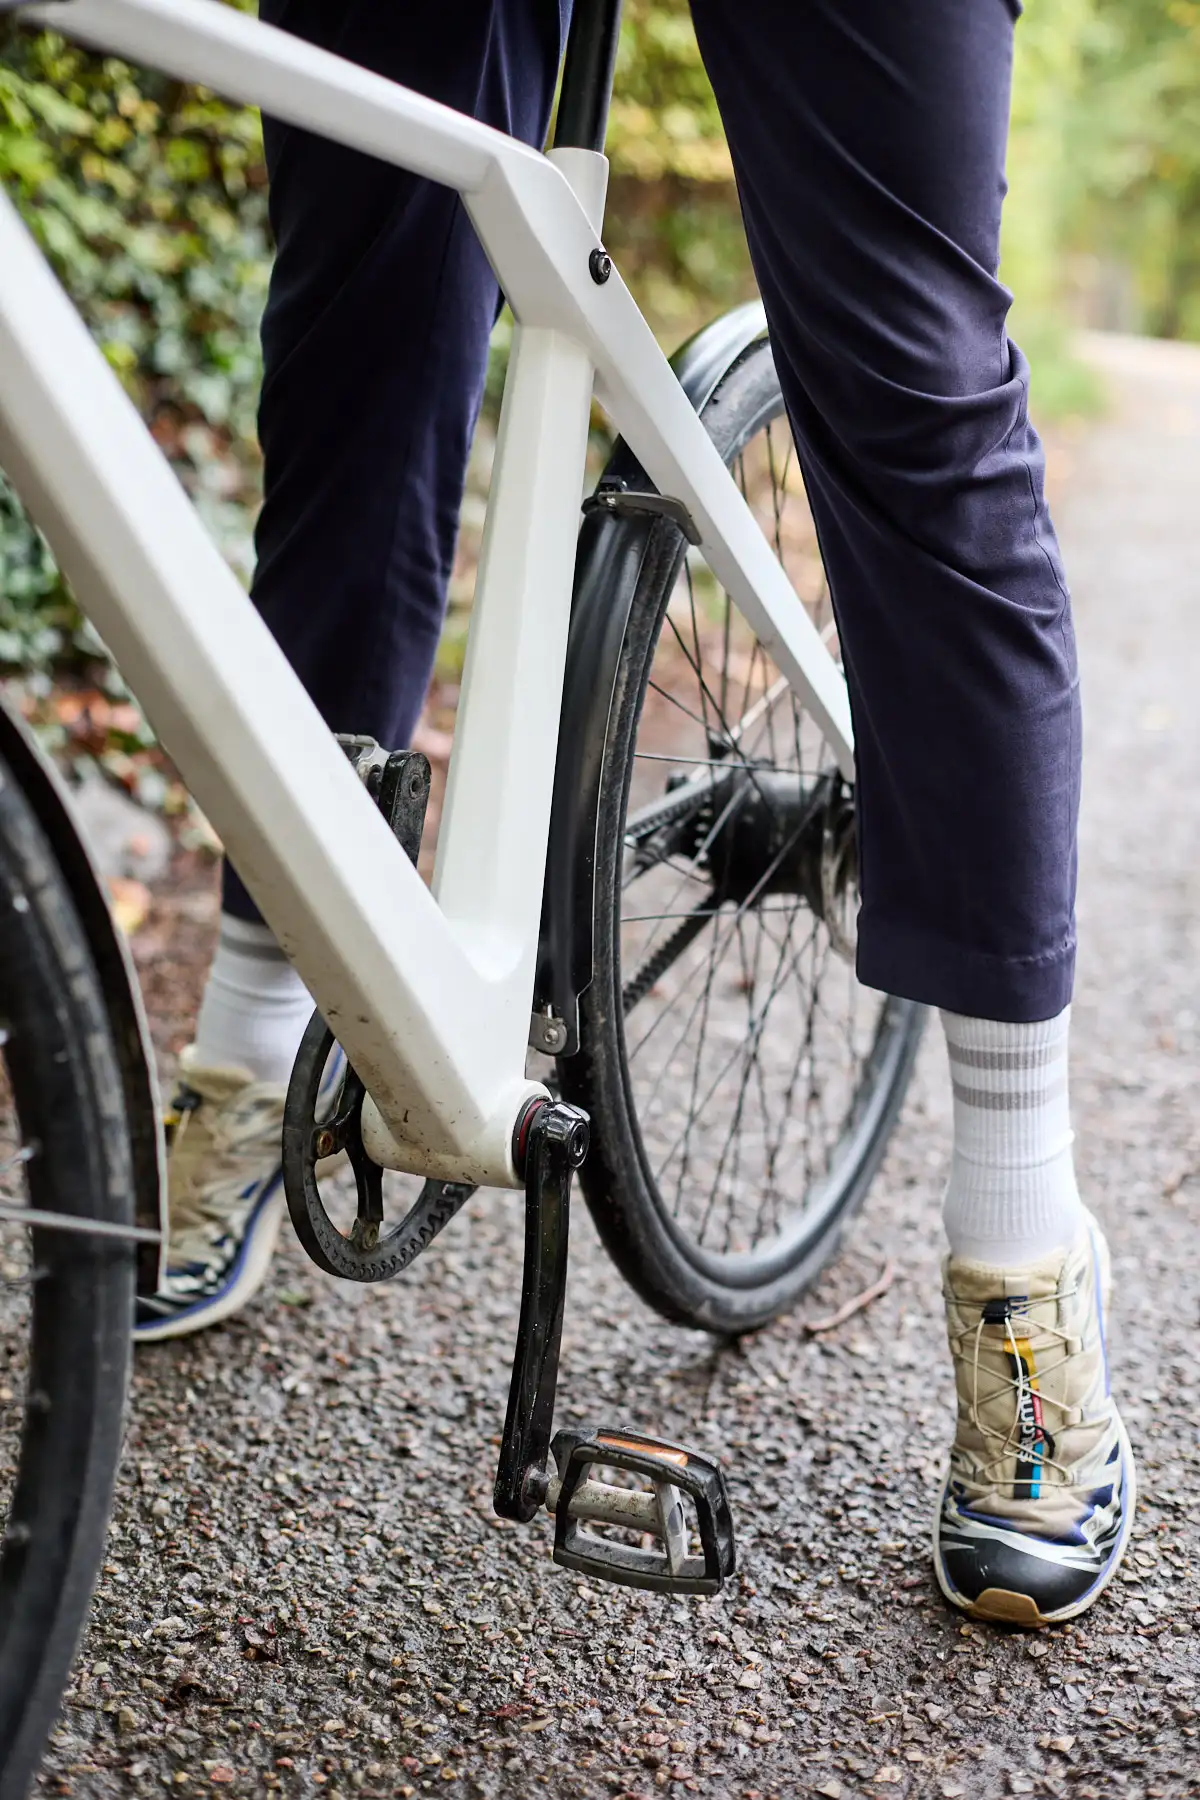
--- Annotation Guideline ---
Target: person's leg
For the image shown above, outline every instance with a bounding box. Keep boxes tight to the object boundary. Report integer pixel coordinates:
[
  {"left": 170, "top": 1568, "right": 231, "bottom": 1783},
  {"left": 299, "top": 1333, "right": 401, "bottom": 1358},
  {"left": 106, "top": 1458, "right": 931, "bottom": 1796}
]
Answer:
[
  {"left": 139, "top": 0, "right": 567, "bottom": 1341},
  {"left": 690, "top": 0, "right": 1076, "bottom": 1023},
  {"left": 208, "top": 0, "right": 567, "bottom": 1067},
  {"left": 939, "top": 1005, "right": 1081, "bottom": 1266},
  {"left": 232, "top": 0, "right": 568, "bottom": 916},
  {"left": 689, "top": 0, "right": 1129, "bottom": 1624}
]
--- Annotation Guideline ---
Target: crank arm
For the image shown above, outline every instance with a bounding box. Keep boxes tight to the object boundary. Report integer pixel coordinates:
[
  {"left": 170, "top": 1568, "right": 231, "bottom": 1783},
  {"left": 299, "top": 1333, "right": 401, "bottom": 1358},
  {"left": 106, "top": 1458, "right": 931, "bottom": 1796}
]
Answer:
[
  {"left": 492, "top": 1099, "right": 589, "bottom": 1522},
  {"left": 492, "top": 1102, "right": 736, "bottom": 1595}
]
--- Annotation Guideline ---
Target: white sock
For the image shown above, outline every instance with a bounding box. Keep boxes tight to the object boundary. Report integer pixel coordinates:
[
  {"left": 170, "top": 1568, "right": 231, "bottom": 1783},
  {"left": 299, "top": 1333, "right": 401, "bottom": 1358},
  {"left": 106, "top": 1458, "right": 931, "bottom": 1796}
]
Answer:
[
  {"left": 192, "top": 913, "right": 314, "bottom": 1088},
  {"left": 940, "top": 1007, "right": 1084, "bottom": 1268}
]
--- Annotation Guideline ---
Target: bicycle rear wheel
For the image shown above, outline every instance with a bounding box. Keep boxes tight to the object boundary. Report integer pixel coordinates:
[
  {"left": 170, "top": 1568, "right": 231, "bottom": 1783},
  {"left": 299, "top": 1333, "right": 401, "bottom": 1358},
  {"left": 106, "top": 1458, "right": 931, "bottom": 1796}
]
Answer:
[
  {"left": 560, "top": 332, "right": 924, "bottom": 1335},
  {"left": 0, "top": 755, "right": 136, "bottom": 1800}
]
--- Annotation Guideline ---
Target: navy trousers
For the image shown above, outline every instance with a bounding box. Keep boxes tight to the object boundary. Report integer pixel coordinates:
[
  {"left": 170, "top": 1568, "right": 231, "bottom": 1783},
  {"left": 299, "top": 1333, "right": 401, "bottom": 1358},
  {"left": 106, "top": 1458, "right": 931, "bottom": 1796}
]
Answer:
[{"left": 237, "top": 0, "right": 1079, "bottom": 1025}]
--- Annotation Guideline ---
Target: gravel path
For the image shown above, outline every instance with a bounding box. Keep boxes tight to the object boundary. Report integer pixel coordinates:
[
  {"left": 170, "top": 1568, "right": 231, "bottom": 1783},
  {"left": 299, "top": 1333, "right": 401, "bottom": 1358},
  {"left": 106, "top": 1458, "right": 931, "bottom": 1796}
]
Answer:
[{"left": 36, "top": 334, "right": 1200, "bottom": 1800}]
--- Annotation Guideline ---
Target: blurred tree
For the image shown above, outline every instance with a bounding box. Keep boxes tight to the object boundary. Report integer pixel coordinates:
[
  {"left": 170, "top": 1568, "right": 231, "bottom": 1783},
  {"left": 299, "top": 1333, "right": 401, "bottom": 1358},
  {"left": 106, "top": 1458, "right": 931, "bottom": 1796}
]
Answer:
[
  {"left": 603, "top": 0, "right": 751, "bottom": 335},
  {"left": 1005, "top": 0, "right": 1096, "bottom": 322},
  {"left": 1068, "top": 0, "right": 1200, "bottom": 339},
  {"left": 1003, "top": 0, "right": 1105, "bottom": 414}
]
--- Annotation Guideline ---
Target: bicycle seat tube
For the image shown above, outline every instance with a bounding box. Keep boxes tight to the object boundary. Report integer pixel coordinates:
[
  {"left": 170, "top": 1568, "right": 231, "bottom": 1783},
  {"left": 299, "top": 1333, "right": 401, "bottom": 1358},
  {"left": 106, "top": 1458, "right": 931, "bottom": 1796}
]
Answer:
[{"left": 554, "top": 0, "right": 623, "bottom": 155}]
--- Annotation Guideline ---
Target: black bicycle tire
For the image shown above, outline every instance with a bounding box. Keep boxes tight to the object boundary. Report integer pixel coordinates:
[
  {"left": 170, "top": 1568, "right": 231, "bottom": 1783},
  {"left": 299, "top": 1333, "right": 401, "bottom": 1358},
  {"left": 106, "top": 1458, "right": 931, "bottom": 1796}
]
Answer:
[
  {"left": 0, "top": 754, "right": 135, "bottom": 1800},
  {"left": 559, "top": 333, "right": 925, "bottom": 1335}
]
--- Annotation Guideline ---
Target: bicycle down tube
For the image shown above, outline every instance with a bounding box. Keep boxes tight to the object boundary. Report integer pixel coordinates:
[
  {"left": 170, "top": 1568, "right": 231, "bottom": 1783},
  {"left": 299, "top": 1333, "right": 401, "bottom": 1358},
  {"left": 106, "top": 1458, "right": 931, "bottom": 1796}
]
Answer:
[{"left": 0, "top": 0, "right": 855, "bottom": 1191}]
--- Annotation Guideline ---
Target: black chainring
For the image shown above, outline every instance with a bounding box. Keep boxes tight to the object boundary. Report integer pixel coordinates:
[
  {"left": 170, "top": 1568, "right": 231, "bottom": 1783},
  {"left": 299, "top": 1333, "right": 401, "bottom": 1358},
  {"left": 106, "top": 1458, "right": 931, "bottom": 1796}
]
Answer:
[{"left": 281, "top": 1009, "right": 474, "bottom": 1282}]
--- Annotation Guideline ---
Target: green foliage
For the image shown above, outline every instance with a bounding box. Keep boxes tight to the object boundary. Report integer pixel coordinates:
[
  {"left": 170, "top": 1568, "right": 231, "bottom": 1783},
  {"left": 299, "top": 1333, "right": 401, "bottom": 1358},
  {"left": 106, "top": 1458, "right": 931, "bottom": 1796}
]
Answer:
[
  {"left": 0, "top": 22, "right": 269, "bottom": 446},
  {"left": 602, "top": 0, "right": 751, "bottom": 337},
  {"left": 0, "top": 18, "right": 268, "bottom": 670},
  {"left": 1003, "top": 0, "right": 1200, "bottom": 350},
  {"left": 608, "top": 0, "right": 729, "bottom": 185},
  {"left": 0, "top": 472, "right": 75, "bottom": 667},
  {"left": 1069, "top": 0, "right": 1200, "bottom": 339},
  {"left": 1003, "top": 0, "right": 1105, "bottom": 417}
]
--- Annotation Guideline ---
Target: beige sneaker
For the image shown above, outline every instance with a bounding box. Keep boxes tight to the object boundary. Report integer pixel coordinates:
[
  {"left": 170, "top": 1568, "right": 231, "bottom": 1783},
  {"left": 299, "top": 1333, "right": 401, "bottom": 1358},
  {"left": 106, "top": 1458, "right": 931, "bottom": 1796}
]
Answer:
[
  {"left": 932, "top": 1211, "right": 1134, "bottom": 1627},
  {"left": 134, "top": 1045, "right": 342, "bottom": 1342}
]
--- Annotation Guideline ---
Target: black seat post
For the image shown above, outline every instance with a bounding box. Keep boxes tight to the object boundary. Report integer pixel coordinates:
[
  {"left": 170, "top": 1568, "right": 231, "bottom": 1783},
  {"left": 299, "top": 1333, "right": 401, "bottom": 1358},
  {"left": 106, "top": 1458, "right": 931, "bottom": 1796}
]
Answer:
[{"left": 553, "top": 0, "right": 624, "bottom": 154}]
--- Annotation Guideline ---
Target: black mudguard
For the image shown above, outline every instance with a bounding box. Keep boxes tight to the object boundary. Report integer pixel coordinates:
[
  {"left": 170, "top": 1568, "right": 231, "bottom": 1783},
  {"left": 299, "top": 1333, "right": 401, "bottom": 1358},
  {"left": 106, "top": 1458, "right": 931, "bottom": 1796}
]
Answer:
[
  {"left": 534, "top": 301, "right": 768, "bottom": 1054},
  {"left": 0, "top": 695, "right": 166, "bottom": 1291}
]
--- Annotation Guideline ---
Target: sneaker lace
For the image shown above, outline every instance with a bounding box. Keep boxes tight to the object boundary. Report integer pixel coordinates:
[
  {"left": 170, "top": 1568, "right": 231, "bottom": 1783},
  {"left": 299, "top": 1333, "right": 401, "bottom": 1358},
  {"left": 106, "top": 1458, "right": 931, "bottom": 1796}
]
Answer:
[{"left": 947, "top": 1280, "right": 1106, "bottom": 1492}]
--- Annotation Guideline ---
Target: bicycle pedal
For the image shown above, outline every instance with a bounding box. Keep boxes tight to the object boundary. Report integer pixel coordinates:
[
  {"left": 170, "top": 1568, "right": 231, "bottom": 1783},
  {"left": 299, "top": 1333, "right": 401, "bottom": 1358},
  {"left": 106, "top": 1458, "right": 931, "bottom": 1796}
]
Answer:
[{"left": 546, "top": 1426, "right": 735, "bottom": 1597}]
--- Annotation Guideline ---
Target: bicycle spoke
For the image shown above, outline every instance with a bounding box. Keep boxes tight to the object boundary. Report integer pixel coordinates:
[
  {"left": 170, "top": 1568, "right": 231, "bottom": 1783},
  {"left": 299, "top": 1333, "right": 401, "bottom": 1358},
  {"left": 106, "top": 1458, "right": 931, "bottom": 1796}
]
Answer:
[
  {"left": 0, "top": 1202, "right": 160, "bottom": 1245},
  {"left": 618, "top": 389, "right": 889, "bottom": 1267}
]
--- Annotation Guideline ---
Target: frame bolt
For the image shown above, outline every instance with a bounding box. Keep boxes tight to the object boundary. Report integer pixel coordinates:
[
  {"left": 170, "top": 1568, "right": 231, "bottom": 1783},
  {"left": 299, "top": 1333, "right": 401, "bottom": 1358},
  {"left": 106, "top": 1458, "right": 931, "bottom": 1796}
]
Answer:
[
  {"left": 314, "top": 1128, "right": 336, "bottom": 1159},
  {"left": 589, "top": 247, "right": 612, "bottom": 285}
]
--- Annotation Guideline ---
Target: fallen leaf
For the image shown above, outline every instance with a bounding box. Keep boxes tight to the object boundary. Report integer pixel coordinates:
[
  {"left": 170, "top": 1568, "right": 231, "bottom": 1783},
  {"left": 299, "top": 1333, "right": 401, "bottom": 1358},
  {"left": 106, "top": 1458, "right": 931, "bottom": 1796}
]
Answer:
[
  {"left": 107, "top": 876, "right": 150, "bottom": 936},
  {"left": 168, "top": 1670, "right": 206, "bottom": 1705},
  {"left": 108, "top": 703, "right": 143, "bottom": 736},
  {"left": 242, "top": 1625, "right": 279, "bottom": 1663},
  {"left": 276, "top": 1287, "right": 312, "bottom": 1308}
]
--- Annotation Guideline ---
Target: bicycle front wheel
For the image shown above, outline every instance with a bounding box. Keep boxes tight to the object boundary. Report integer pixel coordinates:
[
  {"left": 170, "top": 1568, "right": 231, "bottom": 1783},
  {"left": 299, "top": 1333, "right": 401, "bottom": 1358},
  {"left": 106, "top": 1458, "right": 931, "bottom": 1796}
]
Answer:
[
  {"left": 0, "top": 754, "right": 136, "bottom": 1800},
  {"left": 560, "top": 332, "right": 924, "bottom": 1335}
]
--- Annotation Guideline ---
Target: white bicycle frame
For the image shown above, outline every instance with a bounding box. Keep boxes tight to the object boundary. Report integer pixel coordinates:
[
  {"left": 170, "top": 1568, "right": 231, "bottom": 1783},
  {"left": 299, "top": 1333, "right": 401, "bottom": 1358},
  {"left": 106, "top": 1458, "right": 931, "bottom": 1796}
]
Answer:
[{"left": 0, "top": 0, "right": 854, "bottom": 1188}]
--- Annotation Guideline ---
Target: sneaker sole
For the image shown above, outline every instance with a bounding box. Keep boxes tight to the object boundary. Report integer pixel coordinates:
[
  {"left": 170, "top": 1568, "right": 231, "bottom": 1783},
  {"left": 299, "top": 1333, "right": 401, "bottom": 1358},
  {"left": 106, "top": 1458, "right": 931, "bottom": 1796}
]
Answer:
[
  {"left": 931, "top": 1416, "right": 1137, "bottom": 1629},
  {"left": 133, "top": 1189, "right": 286, "bottom": 1344}
]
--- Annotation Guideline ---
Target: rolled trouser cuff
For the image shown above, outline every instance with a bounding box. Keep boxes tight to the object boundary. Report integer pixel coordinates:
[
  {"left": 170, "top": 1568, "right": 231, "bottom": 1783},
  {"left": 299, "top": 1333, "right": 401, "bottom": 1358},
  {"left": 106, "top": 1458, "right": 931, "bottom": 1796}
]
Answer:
[{"left": 856, "top": 913, "right": 1075, "bottom": 1024}]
